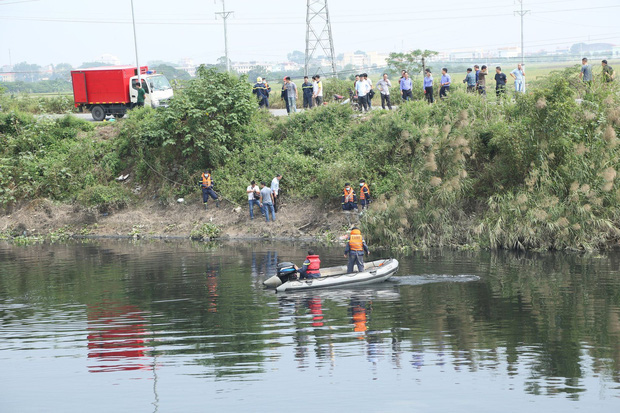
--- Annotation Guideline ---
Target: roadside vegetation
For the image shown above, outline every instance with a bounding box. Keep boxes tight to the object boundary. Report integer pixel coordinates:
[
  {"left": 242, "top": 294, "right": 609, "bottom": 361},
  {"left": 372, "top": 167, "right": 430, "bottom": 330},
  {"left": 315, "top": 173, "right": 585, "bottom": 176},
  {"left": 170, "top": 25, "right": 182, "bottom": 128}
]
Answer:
[{"left": 1, "top": 65, "right": 619, "bottom": 251}]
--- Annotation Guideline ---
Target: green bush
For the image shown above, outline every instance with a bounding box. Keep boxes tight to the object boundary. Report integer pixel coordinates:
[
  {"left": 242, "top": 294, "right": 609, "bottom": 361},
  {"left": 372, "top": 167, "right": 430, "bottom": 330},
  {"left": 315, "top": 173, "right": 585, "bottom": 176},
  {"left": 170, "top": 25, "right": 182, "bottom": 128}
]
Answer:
[
  {"left": 190, "top": 222, "right": 221, "bottom": 240},
  {"left": 75, "top": 184, "right": 131, "bottom": 212}
]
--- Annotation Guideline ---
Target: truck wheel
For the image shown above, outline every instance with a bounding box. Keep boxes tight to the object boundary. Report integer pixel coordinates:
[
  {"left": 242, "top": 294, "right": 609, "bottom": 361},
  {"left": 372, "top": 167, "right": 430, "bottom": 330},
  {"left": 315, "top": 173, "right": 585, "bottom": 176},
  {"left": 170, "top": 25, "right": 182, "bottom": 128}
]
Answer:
[
  {"left": 91, "top": 106, "right": 106, "bottom": 121},
  {"left": 114, "top": 114, "right": 124, "bottom": 119}
]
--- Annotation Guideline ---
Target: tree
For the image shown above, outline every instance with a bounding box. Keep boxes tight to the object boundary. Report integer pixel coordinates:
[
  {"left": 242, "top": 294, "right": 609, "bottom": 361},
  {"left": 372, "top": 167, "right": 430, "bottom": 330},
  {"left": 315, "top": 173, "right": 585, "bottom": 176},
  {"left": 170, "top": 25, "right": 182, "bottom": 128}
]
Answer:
[
  {"left": 79, "top": 61, "right": 108, "bottom": 69},
  {"left": 150, "top": 64, "right": 191, "bottom": 80},
  {"left": 51, "top": 63, "right": 73, "bottom": 80},
  {"left": 386, "top": 49, "right": 438, "bottom": 77},
  {"left": 287, "top": 50, "right": 305, "bottom": 65},
  {"left": 246, "top": 66, "right": 269, "bottom": 84},
  {"left": 13, "top": 62, "right": 42, "bottom": 82},
  {"left": 216, "top": 56, "right": 231, "bottom": 72}
]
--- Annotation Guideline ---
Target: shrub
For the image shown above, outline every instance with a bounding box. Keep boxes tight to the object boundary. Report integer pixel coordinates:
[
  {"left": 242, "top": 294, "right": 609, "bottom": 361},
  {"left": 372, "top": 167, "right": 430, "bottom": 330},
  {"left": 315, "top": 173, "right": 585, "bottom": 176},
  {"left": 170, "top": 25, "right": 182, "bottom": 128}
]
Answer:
[{"left": 75, "top": 184, "right": 131, "bottom": 213}]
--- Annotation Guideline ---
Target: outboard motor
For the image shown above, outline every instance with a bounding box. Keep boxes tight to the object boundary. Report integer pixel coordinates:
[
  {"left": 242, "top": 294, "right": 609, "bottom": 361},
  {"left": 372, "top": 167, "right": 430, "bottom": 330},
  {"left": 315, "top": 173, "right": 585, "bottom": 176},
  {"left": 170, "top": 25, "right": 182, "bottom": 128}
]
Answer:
[
  {"left": 264, "top": 262, "right": 298, "bottom": 289},
  {"left": 277, "top": 262, "right": 298, "bottom": 282}
]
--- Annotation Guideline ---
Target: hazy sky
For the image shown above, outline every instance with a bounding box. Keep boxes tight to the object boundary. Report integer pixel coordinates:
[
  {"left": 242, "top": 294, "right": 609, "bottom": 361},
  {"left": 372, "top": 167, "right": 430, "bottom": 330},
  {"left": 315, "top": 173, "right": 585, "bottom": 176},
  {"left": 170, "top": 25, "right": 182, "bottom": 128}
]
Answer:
[{"left": 0, "top": 0, "right": 619, "bottom": 67}]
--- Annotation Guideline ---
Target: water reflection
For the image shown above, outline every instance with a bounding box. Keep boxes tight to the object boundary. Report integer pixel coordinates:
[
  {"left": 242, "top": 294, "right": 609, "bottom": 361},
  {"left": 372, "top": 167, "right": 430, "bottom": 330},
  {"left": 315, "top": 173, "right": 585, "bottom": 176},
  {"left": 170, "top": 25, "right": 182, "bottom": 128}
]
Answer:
[
  {"left": 1, "top": 241, "right": 620, "bottom": 411},
  {"left": 87, "top": 302, "right": 152, "bottom": 373}
]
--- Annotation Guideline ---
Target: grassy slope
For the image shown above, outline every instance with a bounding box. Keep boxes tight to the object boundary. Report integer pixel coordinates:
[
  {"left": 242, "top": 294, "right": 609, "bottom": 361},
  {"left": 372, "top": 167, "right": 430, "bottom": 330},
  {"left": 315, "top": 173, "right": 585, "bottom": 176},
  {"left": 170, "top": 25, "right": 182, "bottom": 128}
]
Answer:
[{"left": 1, "top": 66, "right": 620, "bottom": 250}]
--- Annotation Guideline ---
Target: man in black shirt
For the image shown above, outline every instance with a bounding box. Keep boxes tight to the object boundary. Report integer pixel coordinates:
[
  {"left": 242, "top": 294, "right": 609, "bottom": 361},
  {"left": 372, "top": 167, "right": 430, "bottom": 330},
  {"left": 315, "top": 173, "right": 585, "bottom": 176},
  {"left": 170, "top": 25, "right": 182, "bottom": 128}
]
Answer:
[{"left": 495, "top": 66, "right": 507, "bottom": 101}]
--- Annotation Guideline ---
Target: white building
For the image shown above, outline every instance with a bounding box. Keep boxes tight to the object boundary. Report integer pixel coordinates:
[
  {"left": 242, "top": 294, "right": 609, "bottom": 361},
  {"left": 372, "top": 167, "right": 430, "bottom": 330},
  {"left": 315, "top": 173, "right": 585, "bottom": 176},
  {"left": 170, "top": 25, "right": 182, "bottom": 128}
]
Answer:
[
  {"left": 176, "top": 58, "right": 197, "bottom": 77},
  {"left": 232, "top": 61, "right": 276, "bottom": 74},
  {"left": 497, "top": 47, "right": 521, "bottom": 58}
]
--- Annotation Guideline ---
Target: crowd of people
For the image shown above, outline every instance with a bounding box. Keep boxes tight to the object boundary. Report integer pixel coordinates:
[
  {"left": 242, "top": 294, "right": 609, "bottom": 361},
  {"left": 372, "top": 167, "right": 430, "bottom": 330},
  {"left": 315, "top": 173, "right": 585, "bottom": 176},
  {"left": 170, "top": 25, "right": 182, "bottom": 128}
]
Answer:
[
  {"left": 252, "top": 75, "right": 324, "bottom": 114},
  {"left": 251, "top": 58, "right": 615, "bottom": 114}
]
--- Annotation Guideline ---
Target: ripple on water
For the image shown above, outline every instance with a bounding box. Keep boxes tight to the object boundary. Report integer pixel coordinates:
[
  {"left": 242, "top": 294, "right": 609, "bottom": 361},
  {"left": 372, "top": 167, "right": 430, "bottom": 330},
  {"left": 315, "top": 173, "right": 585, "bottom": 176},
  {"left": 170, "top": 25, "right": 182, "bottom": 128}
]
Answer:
[{"left": 394, "top": 274, "right": 481, "bottom": 285}]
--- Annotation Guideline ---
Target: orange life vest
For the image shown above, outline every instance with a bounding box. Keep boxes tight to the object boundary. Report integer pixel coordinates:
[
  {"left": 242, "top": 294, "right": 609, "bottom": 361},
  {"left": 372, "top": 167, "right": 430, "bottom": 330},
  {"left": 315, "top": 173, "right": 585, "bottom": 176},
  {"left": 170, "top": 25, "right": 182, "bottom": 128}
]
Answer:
[
  {"left": 201, "top": 173, "right": 212, "bottom": 188},
  {"left": 306, "top": 255, "right": 321, "bottom": 275},
  {"left": 359, "top": 183, "right": 370, "bottom": 200},
  {"left": 349, "top": 229, "right": 364, "bottom": 251},
  {"left": 343, "top": 187, "right": 355, "bottom": 203}
]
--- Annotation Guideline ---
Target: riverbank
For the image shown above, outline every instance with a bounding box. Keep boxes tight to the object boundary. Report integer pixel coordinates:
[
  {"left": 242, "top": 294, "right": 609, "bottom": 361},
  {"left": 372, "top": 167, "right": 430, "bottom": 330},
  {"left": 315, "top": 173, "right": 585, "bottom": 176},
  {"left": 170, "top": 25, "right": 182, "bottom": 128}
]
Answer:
[
  {"left": 0, "top": 196, "right": 358, "bottom": 242},
  {"left": 2, "top": 67, "right": 620, "bottom": 251}
]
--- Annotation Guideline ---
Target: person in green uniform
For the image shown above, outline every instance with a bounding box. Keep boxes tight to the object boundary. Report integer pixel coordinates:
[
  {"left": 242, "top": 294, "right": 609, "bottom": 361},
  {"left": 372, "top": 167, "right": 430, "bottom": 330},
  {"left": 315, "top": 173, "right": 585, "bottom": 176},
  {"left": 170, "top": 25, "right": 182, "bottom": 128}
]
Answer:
[
  {"left": 135, "top": 82, "right": 146, "bottom": 108},
  {"left": 602, "top": 60, "right": 615, "bottom": 83}
]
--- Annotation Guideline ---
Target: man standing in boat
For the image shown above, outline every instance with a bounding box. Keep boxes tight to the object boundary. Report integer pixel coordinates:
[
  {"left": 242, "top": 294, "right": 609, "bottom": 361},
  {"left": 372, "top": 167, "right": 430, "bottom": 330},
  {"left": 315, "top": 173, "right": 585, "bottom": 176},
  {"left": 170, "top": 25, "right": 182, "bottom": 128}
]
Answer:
[
  {"left": 295, "top": 249, "right": 321, "bottom": 279},
  {"left": 344, "top": 227, "right": 370, "bottom": 273}
]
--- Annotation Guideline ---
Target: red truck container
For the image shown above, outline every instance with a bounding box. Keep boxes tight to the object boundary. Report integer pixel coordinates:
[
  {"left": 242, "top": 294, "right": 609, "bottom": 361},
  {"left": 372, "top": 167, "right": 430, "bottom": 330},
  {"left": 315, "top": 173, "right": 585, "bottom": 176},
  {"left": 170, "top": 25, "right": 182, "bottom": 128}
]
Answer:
[{"left": 71, "top": 66, "right": 148, "bottom": 121}]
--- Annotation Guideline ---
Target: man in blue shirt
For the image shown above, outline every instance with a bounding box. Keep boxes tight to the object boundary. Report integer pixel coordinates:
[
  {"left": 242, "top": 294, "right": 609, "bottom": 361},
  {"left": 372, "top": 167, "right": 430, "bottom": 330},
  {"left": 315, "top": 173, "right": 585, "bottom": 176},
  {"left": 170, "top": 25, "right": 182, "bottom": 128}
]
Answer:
[
  {"left": 510, "top": 64, "right": 525, "bottom": 93},
  {"left": 400, "top": 71, "right": 413, "bottom": 101},
  {"left": 463, "top": 68, "right": 476, "bottom": 93},
  {"left": 440, "top": 68, "right": 451, "bottom": 99},
  {"left": 580, "top": 57, "right": 593, "bottom": 85},
  {"left": 474, "top": 65, "right": 480, "bottom": 84},
  {"left": 423, "top": 69, "right": 434, "bottom": 104}
]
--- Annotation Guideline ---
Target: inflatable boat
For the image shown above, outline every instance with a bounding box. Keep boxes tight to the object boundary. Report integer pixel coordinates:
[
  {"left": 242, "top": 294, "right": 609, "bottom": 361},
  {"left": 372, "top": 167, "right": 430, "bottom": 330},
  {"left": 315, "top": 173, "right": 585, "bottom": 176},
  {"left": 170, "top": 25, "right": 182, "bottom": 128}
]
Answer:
[{"left": 263, "top": 258, "right": 399, "bottom": 292}]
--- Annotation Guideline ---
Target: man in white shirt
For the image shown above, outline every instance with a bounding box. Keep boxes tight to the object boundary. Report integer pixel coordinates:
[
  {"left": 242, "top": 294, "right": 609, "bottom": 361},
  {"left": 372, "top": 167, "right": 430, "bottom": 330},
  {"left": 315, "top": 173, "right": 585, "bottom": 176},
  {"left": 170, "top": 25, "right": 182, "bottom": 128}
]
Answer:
[
  {"left": 313, "top": 75, "right": 324, "bottom": 107},
  {"left": 355, "top": 75, "right": 370, "bottom": 112},
  {"left": 270, "top": 174, "right": 282, "bottom": 212},
  {"left": 246, "top": 180, "right": 261, "bottom": 220},
  {"left": 312, "top": 76, "right": 319, "bottom": 108},
  {"left": 363, "top": 73, "right": 373, "bottom": 109}
]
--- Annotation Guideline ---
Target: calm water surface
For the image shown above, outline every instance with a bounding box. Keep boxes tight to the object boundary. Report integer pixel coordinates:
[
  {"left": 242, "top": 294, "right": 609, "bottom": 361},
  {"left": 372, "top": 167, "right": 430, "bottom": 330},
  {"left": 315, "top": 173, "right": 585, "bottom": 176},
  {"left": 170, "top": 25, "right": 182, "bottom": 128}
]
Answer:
[{"left": 1, "top": 240, "right": 619, "bottom": 412}]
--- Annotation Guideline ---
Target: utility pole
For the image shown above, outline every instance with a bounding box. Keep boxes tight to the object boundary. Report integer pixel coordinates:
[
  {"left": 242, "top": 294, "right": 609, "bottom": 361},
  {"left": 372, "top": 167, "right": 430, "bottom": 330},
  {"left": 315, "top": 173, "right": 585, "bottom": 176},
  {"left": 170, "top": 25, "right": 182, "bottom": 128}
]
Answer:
[
  {"left": 514, "top": 0, "right": 529, "bottom": 90},
  {"left": 130, "top": 0, "right": 141, "bottom": 83},
  {"left": 215, "top": 0, "right": 234, "bottom": 72},
  {"left": 305, "top": 0, "right": 337, "bottom": 78}
]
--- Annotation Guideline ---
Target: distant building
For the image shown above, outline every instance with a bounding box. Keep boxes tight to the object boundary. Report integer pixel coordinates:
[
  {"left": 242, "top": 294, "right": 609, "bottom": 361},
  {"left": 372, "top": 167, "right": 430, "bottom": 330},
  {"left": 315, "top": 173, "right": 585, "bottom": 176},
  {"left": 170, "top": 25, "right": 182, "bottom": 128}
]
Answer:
[
  {"left": 232, "top": 61, "right": 276, "bottom": 74},
  {"left": 176, "top": 58, "right": 197, "bottom": 77},
  {"left": 448, "top": 49, "right": 485, "bottom": 61},
  {"left": 497, "top": 47, "right": 521, "bottom": 58},
  {"left": 0, "top": 72, "right": 16, "bottom": 82},
  {"left": 339, "top": 52, "right": 388, "bottom": 69},
  {"left": 272, "top": 61, "right": 300, "bottom": 72},
  {"left": 613, "top": 45, "right": 620, "bottom": 58}
]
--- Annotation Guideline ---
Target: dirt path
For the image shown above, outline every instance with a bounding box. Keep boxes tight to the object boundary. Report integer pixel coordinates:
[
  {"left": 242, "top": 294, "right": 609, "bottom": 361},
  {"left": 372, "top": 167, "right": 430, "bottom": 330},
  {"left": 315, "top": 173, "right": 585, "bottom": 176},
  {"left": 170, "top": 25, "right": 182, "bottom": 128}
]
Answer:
[{"left": 0, "top": 196, "right": 360, "bottom": 241}]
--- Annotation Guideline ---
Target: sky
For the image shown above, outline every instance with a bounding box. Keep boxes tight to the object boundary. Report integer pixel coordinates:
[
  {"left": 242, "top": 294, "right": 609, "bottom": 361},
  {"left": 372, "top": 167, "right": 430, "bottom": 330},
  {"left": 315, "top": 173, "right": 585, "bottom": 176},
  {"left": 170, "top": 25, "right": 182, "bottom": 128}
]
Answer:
[{"left": 0, "top": 0, "right": 619, "bottom": 67}]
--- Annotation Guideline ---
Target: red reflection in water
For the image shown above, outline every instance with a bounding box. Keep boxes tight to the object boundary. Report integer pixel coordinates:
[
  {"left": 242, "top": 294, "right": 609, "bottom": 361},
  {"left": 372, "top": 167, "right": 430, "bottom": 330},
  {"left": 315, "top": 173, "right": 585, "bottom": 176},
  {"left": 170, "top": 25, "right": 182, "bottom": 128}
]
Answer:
[
  {"left": 308, "top": 297, "right": 324, "bottom": 327},
  {"left": 87, "top": 303, "right": 152, "bottom": 373}
]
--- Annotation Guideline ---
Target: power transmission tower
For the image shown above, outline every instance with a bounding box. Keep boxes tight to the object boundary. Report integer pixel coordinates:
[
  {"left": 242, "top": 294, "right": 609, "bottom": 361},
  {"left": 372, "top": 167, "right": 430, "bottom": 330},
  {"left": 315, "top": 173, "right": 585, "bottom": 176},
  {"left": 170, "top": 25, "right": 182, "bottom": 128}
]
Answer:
[
  {"left": 305, "top": 0, "right": 337, "bottom": 78},
  {"left": 215, "top": 0, "right": 234, "bottom": 72}
]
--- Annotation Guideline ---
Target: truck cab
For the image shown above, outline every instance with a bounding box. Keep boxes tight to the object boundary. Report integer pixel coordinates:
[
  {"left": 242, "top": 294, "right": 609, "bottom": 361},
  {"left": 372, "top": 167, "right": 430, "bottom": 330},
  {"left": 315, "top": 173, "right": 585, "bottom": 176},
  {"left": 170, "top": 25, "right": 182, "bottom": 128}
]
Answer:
[{"left": 129, "top": 73, "right": 173, "bottom": 108}]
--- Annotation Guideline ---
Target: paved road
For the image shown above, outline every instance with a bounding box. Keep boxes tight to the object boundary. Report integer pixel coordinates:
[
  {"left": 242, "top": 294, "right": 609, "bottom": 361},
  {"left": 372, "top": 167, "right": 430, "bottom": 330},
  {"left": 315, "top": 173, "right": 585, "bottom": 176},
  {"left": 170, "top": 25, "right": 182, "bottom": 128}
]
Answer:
[{"left": 43, "top": 104, "right": 394, "bottom": 122}]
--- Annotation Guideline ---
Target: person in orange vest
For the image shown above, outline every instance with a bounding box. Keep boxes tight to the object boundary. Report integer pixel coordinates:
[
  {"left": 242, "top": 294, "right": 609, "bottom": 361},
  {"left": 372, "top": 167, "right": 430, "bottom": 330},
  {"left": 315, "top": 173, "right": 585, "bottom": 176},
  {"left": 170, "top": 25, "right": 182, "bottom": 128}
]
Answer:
[
  {"left": 295, "top": 249, "right": 321, "bottom": 279},
  {"left": 341, "top": 182, "right": 357, "bottom": 211},
  {"left": 344, "top": 226, "right": 370, "bottom": 273},
  {"left": 200, "top": 170, "right": 219, "bottom": 210},
  {"left": 358, "top": 179, "right": 371, "bottom": 211}
]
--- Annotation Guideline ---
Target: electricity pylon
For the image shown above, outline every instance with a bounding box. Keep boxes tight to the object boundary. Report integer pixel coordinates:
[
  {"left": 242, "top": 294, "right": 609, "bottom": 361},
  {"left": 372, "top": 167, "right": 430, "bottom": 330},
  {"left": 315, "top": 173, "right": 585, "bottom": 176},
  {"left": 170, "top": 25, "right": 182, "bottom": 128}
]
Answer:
[{"left": 305, "top": 0, "right": 337, "bottom": 78}]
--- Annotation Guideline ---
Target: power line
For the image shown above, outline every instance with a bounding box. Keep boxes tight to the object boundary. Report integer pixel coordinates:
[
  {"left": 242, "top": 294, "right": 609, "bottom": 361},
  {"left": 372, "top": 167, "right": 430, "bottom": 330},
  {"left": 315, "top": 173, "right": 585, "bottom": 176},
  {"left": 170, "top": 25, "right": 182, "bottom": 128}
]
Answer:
[{"left": 1, "top": 5, "right": 618, "bottom": 26}]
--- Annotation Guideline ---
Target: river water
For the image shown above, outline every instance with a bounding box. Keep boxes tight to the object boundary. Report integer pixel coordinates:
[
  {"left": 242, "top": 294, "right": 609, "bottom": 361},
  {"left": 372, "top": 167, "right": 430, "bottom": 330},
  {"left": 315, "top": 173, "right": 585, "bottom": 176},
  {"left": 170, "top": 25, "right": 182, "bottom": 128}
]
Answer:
[{"left": 1, "top": 240, "right": 619, "bottom": 412}]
